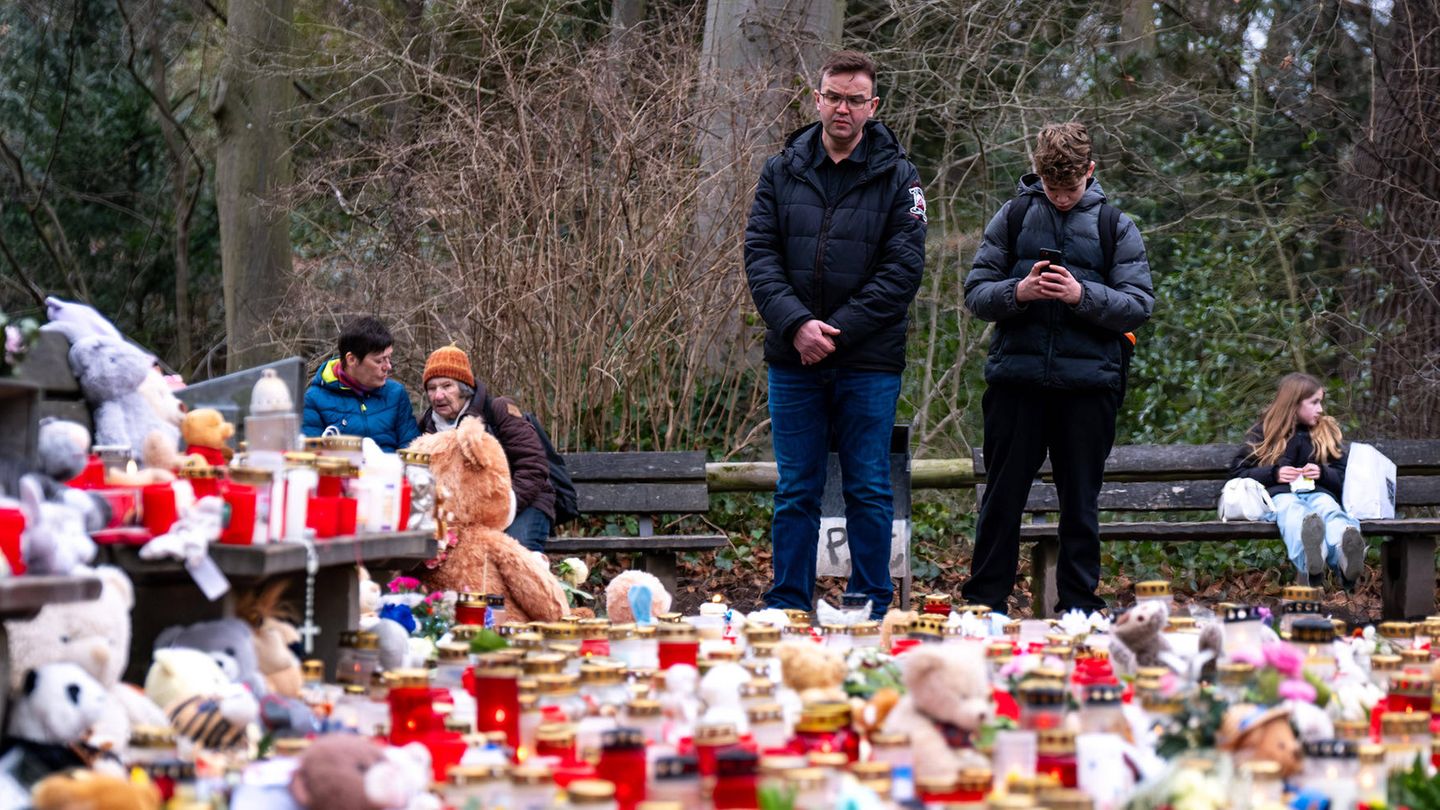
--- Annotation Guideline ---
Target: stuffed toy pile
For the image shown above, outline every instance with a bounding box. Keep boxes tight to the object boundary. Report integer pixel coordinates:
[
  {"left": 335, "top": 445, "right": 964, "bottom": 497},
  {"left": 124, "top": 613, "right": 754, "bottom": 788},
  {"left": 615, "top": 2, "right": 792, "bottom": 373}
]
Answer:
[{"left": 408, "top": 419, "right": 566, "bottom": 623}]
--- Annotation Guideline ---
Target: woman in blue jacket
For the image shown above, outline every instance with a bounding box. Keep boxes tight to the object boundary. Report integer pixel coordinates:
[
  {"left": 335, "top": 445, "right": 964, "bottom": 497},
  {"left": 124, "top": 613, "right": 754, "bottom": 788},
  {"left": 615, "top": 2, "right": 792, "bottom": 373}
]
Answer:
[{"left": 302, "top": 316, "right": 420, "bottom": 452}]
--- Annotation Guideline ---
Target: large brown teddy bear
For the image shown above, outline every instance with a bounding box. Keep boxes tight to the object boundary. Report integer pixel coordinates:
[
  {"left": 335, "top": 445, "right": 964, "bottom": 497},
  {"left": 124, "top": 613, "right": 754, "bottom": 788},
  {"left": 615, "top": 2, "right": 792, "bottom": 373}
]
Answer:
[
  {"left": 408, "top": 419, "right": 567, "bottom": 623},
  {"left": 881, "top": 643, "right": 994, "bottom": 781}
]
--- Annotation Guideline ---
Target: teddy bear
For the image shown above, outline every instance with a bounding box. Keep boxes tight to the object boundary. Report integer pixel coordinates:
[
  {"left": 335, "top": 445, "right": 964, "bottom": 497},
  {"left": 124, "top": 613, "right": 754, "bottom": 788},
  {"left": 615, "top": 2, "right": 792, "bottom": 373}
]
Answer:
[
  {"left": 605, "top": 570, "right": 672, "bottom": 625},
  {"left": 881, "top": 643, "right": 994, "bottom": 782},
  {"left": 156, "top": 617, "right": 268, "bottom": 697},
  {"left": 774, "top": 639, "right": 848, "bottom": 704},
  {"left": 290, "top": 735, "right": 441, "bottom": 810},
  {"left": 0, "top": 663, "right": 109, "bottom": 797},
  {"left": 32, "top": 769, "right": 163, "bottom": 810},
  {"left": 407, "top": 419, "right": 567, "bottom": 623},
  {"left": 181, "top": 408, "right": 235, "bottom": 467},
  {"left": 1106, "top": 599, "right": 1174, "bottom": 677},
  {"left": 16, "top": 475, "right": 96, "bottom": 576},
  {"left": 236, "top": 582, "right": 305, "bottom": 699},
  {"left": 880, "top": 608, "right": 918, "bottom": 650},
  {"left": 30, "top": 419, "right": 111, "bottom": 531},
  {"left": 65, "top": 335, "right": 182, "bottom": 468},
  {"left": 1217, "top": 703, "right": 1303, "bottom": 777},
  {"left": 144, "top": 648, "right": 259, "bottom": 754},
  {"left": 4, "top": 565, "right": 170, "bottom": 751}
]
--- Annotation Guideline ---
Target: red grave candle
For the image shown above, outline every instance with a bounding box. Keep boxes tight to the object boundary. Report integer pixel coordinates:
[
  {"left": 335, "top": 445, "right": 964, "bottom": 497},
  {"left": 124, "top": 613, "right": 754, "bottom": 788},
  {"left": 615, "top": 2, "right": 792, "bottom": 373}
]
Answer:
[
  {"left": 0, "top": 509, "right": 26, "bottom": 574},
  {"left": 472, "top": 660, "right": 522, "bottom": 751},
  {"left": 595, "top": 727, "right": 648, "bottom": 810},
  {"left": 141, "top": 484, "right": 179, "bottom": 536},
  {"left": 657, "top": 623, "right": 699, "bottom": 670},
  {"left": 219, "top": 484, "right": 256, "bottom": 545}
]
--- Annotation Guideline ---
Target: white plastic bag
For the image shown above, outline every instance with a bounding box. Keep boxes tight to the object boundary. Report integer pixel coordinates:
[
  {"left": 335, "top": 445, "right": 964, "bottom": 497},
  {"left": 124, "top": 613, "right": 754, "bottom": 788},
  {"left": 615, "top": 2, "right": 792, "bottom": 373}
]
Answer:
[
  {"left": 1218, "top": 477, "right": 1274, "bottom": 521},
  {"left": 1343, "top": 442, "right": 1396, "bottom": 519}
]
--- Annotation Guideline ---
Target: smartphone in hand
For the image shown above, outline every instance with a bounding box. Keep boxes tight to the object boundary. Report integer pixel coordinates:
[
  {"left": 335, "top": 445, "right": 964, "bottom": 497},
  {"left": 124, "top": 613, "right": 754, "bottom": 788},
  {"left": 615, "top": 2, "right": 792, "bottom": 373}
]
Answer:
[{"left": 1038, "top": 248, "right": 1064, "bottom": 265}]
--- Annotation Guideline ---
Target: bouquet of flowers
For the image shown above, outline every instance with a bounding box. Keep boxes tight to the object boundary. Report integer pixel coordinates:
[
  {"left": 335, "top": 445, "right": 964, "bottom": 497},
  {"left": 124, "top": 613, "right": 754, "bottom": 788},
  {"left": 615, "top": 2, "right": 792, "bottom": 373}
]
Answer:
[
  {"left": 382, "top": 576, "right": 455, "bottom": 642},
  {"left": 0, "top": 308, "right": 40, "bottom": 376}
]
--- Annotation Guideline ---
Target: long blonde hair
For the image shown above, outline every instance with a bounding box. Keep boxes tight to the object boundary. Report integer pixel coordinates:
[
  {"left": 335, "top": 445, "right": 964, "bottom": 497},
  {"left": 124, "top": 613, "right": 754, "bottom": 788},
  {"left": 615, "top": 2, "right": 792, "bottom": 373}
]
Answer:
[{"left": 1249, "top": 372, "right": 1344, "bottom": 465}]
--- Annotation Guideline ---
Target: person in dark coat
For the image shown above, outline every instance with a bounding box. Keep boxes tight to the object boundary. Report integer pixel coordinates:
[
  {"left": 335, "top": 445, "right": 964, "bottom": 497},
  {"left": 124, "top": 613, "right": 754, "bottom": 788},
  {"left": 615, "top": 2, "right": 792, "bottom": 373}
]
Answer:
[
  {"left": 744, "top": 50, "right": 927, "bottom": 619},
  {"left": 961, "top": 122, "right": 1154, "bottom": 615},
  {"left": 417, "top": 344, "right": 555, "bottom": 551},
  {"left": 1230, "top": 372, "right": 1362, "bottom": 587},
  {"left": 302, "top": 316, "right": 421, "bottom": 452}
]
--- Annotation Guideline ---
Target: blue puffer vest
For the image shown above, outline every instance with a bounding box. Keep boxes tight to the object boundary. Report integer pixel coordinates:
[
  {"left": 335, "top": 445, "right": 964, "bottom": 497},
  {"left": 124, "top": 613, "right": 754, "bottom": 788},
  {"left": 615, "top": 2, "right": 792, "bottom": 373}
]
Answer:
[{"left": 301, "top": 358, "right": 421, "bottom": 451}]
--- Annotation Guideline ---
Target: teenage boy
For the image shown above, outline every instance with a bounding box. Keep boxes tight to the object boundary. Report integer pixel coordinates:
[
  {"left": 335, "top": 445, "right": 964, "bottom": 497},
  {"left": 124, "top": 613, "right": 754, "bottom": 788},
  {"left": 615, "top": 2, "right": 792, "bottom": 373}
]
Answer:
[{"left": 961, "top": 122, "right": 1154, "bottom": 615}]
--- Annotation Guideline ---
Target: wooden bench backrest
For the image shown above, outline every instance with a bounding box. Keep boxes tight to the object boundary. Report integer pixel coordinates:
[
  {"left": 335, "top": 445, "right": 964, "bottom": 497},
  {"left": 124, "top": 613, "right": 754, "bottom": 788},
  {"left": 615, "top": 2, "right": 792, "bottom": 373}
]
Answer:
[
  {"left": 975, "top": 440, "right": 1440, "bottom": 514},
  {"left": 24, "top": 331, "right": 91, "bottom": 430},
  {"left": 564, "top": 451, "right": 710, "bottom": 514}
]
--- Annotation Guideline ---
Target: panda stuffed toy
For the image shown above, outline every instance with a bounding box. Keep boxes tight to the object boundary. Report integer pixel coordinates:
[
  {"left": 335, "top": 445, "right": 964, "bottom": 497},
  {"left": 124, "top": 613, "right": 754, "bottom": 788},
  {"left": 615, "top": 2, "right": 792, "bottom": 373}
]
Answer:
[{"left": 0, "top": 662, "right": 108, "bottom": 798}]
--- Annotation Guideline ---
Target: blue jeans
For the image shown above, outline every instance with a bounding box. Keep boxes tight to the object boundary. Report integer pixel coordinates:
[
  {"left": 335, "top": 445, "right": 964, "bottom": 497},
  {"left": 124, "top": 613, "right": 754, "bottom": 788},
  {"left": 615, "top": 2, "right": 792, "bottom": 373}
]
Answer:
[
  {"left": 765, "top": 366, "right": 900, "bottom": 616},
  {"left": 1270, "top": 492, "right": 1358, "bottom": 574},
  {"left": 506, "top": 506, "right": 552, "bottom": 553}
]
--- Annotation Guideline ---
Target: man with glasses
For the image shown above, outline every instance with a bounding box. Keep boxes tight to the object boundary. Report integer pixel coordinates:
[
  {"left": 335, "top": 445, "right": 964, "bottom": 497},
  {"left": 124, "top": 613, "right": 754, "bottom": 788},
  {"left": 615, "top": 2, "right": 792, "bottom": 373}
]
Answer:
[{"left": 744, "top": 50, "right": 927, "bottom": 619}]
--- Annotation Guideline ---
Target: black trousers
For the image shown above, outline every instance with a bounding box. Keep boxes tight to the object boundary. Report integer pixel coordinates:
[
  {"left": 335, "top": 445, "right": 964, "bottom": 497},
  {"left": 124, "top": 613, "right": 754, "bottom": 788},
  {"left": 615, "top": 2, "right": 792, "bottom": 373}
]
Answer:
[{"left": 961, "top": 383, "right": 1120, "bottom": 614}]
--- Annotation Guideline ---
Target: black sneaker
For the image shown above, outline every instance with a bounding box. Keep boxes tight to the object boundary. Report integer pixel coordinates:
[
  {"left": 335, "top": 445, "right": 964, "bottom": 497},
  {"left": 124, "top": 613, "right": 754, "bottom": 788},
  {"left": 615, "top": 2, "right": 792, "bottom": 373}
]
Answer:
[{"left": 1339, "top": 526, "right": 1365, "bottom": 582}]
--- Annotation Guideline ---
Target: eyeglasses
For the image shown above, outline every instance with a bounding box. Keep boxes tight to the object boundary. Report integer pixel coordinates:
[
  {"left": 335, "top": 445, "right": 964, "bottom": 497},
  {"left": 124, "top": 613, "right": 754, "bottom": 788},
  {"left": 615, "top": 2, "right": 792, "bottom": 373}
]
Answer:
[{"left": 818, "top": 91, "right": 874, "bottom": 108}]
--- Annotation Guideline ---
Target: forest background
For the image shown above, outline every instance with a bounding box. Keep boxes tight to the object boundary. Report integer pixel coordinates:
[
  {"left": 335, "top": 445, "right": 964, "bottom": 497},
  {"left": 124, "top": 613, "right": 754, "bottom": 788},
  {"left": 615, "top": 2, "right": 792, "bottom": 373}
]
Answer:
[{"left": 2, "top": 0, "right": 1437, "bottom": 606}]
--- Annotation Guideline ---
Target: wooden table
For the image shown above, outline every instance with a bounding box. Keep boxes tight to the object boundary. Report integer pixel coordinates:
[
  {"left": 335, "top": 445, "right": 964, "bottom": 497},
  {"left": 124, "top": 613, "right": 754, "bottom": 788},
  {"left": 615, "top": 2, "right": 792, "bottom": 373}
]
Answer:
[{"left": 101, "top": 532, "right": 436, "bottom": 683}]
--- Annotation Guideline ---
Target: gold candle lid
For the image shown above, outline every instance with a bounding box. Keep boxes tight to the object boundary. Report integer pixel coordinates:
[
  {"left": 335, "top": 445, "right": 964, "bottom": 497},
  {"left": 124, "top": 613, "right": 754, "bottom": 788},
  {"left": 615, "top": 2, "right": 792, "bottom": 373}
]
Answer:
[
  {"left": 656, "top": 623, "right": 697, "bottom": 641},
  {"left": 795, "top": 701, "right": 851, "bottom": 733},
  {"left": 655, "top": 612, "right": 684, "bottom": 624},
  {"left": 1379, "top": 621, "right": 1417, "bottom": 639},
  {"left": 694, "top": 722, "right": 739, "bottom": 746},
  {"left": 536, "top": 722, "right": 577, "bottom": 744},
  {"left": 745, "top": 625, "right": 781, "bottom": 643},
  {"left": 566, "top": 779, "right": 616, "bottom": 804},
  {"left": 1401, "top": 649, "right": 1431, "bottom": 665},
  {"left": 577, "top": 619, "right": 610, "bottom": 640},
  {"left": 522, "top": 653, "right": 567, "bottom": 676},
  {"left": 707, "top": 647, "right": 743, "bottom": 663},
  {"left": 1281, "top": 585, "right": 1322, "bottom": 601},
  {"left": 1358, "top": 743, "right": 1386, "bottom": 764},
  {"left": 315, "top": 457, "right": 359, "bottom": 477},
  {"left": 1335, "top": 719, "right": 1370, "bottom": 740},
  {"left": 956, "top": 767, "right": 992, "bottom": 792},
  {"left": 302, "top": 659, "right": 324, "bottom": 680},
  {"left": 851, "top": 621, "right": 881, "bottom": 637},
  {"left": 396, "top": 448, "right": 431, "bottom": 465},
  {"left": 1166, "top": 616, "right": 1197, "bottom": 632},
  {"left": 129, "top": 725, "right": 177, "bottom": 748},
  {"left": 851, "top": 761, "right": 890, "bottom": 780},
  {"left": 607, "top": 623, "right": 636, "bottom": 641},
  {"left": 536, "top": 673, "right": 580, "bottom": 696},
  {"left": 578, "top": 663, "right": 625, "bottom": 686},
  {"left": 510, "top": 764, "right": 554, "bottom": 785},
  {"left": 1240, "top": 760, "right": 1282, "bottom": 781},
  {"left": 1380, "top": 711, "right": 1432, "bottom": 735},
  {"left": 226, "top": 466, "right": 273, "bottom": 485},
  {"left": 436, "top": 641, "right": 469, "bottom": 663},
  {"left": 511, "top": 632, "right": 545, "bottom": 650},
  {"left": 808, "top": 751, "right": 849, "bottom": 770},
  {"left": 784, "top": 767, "right": 825, "bottom": 790},
  {"left": 747, "top": 702, "right": 783, "bottom": 724},
  {"left": 273, "top": 737, "right": 311, "bottom": 757},
  {"left": 1037, "top": 727, "right": 1077, "bottom": 754},
  {"left": 540, "top": 622, "right": 579, "bottom": 642},
  {"left": 1371, "top": 654, "right": 1402, "bottom": 672},
  {"left": 625, "top": 698, "right": 662, "bottom": 718},
  {"left": 869, "top": 731, "right": 910, "bottom": 747},
  {"left": 923, "top": 593, "right": 952, "bottom": 607},
  {"left": 1041, "top": 788, "right": 1095, "bottom": 810},
  {"left": 389, "top": 669, "right": 430, "bottom": 688},
  {"left": 783, "top": 609, "right": 813, "bottom": 627},
  {"left": 821, "top": 623, "right": 851, "bottom": 636},
  {"left": 450, "top": 763, "right": 507, "bottom": 785},
  {"left": 1135, "top": 580, "right": 1171, "bottom": 598}
]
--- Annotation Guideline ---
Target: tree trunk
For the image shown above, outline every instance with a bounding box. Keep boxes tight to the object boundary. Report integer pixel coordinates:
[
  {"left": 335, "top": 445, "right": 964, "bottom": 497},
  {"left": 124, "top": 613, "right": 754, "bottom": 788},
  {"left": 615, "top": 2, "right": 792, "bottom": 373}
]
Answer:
[
  {"left": 610, "top": 0, "right": 646, "bottom": 46},
  {"left": 144, "top": 37, "right": 196, "bottom": 375},
  {"left": 214, "top": 0, "right": 294, "bottom": 373},
  {"left": 1346, "top": 0, "right": 1440, "bottom": 435},
  {"left": 694, "top": 0, "right": 845, "bottom": 364},
  {"left": 1116, "top": 0, "right": 1156, "bottom": 64}
]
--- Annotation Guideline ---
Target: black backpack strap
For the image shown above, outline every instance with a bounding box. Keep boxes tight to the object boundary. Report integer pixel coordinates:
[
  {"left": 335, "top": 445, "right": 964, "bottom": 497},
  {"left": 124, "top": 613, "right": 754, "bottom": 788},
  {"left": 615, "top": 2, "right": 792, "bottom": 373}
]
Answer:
[
  {"left": 1098, "top": 202, "right": 1122, "bottom": 274},
  {"left": 1004, "top": 193, "right": 1034, "bottom": 268}
]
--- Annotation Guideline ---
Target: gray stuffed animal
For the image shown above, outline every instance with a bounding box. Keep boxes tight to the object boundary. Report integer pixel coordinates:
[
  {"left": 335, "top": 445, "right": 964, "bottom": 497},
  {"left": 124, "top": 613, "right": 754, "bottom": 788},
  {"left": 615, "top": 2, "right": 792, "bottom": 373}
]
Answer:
[
  {"left": 31, "top": 419, "right": 110, "bottom": 532},
  {"left": 155, "top": 618, "right": 267, "bottom": 697},
  {"left": 17, "top": 476, "right": 95, "bottom": 575},
  {"left": 66, "top": 335, "right": 179, "bottom": 463}
]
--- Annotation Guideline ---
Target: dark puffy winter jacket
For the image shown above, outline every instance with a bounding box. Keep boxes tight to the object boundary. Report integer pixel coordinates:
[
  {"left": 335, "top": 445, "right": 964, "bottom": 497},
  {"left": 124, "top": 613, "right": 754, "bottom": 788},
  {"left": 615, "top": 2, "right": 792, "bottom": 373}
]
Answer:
[
  {"left": 302, "top": 358, "right": 421, "bottom": 452},
  {"left": 417, "top": 383, "right": 555, "bottom": 520},
  {"left": 964, "top": 174, "right": 1154, "bottom": 391},
  {"left": 744, "top": 120, "right": 927, "bottom": 372},
  {"left": 1230, "top": 424, "right": 1348, "bottom": 501}
]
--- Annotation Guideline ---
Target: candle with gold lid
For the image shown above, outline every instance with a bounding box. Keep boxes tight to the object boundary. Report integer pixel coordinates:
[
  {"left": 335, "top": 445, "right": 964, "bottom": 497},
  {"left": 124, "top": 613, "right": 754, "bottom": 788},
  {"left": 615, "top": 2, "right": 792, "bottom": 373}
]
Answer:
[
  {"left": 748, "top": 702, "right": 787, "bottom": 753},
  {"left": 1134, "top": 580, "right": 1172, "bottom": 607},
  {"left": 1356, "top": 743, "right": 1387, "bottom": 805},
  {"left": 782, "top": 609, "right": 813, "bottom": 628},
  {"left": 922, "top": 592, "right": 953, "bottom": 615},
  {"left": 510, "top": 762, "right": 559, "bottom": 808},
  {"left": 1381, "top": 711, "right": 1432, "bottom": 772},
  {"left": 656, "top": 622, "right": 698, "bottom": 670}
]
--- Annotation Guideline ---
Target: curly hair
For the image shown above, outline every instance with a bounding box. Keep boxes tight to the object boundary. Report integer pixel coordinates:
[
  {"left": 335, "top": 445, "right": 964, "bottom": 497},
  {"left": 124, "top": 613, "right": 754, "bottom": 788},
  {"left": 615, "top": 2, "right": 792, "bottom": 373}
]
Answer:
[{"left": 1033, "top": 122, "right": 1093, "bottom": 186}]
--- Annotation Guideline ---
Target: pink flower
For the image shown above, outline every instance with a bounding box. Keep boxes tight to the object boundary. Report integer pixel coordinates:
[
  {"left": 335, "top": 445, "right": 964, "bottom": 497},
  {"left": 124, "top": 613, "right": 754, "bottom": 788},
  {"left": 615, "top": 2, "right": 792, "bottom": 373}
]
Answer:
[
  {"left": 4, "top": 325, "right": 21, "bottom": 357},
  {"left": 1278, "top": 678, "right": 1317, "bottom": 702},
  {"left": 388, "top": 576, "right": 421, "bottom": 593},
  {"left": 425, "top": 591, "right": 445, "bottom": 604},
  {"left": 1227, "top": 647, "right": 1266, "bottom": 668},
  {"left": 1262, "top": 643, "right": 1304, "bottom": 678}
]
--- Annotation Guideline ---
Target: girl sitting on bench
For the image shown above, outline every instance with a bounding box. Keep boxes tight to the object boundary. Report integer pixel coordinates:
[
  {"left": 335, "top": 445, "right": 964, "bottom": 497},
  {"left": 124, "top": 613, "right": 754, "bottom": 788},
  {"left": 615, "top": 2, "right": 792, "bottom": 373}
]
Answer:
[{"left": 1230, "top": 372, "right": 1365, "bottom": 588}]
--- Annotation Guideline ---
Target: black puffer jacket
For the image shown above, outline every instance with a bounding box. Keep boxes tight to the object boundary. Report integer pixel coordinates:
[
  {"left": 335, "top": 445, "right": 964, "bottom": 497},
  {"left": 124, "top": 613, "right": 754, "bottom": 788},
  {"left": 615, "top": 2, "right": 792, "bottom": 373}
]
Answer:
[
  {"left": 964, "top": 174, "right": 1154, "bottom": 391},
  {"left": 744, "top": 120, "right": 927, "bottom": 372},
  {"left": 1230, "top": 424, "right": 1348, "bottom": 501}
]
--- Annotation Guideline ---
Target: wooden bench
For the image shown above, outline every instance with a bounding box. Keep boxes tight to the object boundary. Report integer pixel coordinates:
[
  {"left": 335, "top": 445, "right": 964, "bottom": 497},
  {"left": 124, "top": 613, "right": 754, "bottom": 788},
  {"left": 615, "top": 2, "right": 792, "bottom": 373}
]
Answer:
[
  {"left": 975, "top": 440, "right": 1440, "bottom": 619},
  {"left": 544, "top": 451, "right": 728, "bottom": 595}
]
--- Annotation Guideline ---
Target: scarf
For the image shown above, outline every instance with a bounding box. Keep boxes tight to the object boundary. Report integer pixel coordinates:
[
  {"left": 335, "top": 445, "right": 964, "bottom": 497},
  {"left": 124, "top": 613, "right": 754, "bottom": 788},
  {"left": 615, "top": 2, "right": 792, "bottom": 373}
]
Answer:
[{"left": 333, "top": 363, "right": 375, "bottom": 396}]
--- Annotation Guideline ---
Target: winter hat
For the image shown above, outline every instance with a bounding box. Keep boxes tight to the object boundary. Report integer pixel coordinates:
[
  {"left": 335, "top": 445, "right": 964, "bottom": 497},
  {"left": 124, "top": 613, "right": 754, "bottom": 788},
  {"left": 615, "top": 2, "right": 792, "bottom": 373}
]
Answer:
[{"left": 423, "top": 344, "right": 475, "bottom": 388}]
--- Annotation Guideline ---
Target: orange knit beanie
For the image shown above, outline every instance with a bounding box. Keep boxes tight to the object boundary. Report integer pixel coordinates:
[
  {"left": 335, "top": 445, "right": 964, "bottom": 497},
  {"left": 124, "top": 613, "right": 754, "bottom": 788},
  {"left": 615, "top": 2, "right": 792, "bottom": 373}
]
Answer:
[{"left": 423, "top": 343, "right": 474, "bottom": 388}]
